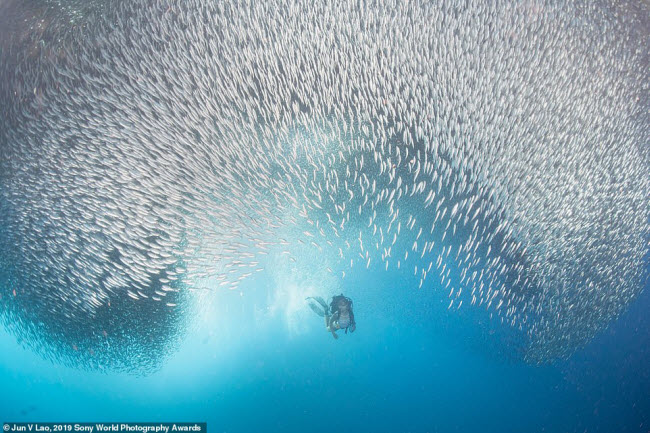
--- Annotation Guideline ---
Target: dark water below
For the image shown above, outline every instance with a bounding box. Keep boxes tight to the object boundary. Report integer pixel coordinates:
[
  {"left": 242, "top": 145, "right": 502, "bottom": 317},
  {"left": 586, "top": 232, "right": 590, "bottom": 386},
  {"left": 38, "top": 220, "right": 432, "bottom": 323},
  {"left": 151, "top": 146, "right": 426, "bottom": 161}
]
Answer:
[{"left": 1, "top": 266, "right": 648, "bottom": 433}]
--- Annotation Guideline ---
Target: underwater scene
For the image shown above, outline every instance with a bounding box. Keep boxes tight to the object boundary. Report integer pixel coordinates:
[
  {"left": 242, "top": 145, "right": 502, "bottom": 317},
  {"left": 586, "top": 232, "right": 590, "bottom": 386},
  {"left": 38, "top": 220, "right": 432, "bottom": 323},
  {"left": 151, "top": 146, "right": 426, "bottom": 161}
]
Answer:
[{"left": 0, "top": 0, "right": 648, "bottom": 432}]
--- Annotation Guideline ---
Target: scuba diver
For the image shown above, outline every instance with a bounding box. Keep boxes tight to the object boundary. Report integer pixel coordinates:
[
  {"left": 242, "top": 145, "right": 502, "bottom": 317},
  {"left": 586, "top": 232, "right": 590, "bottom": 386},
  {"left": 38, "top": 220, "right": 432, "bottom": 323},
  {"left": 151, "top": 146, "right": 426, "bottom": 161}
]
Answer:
[{"left": 306, "top": 294, "right": 356, "bottom": 339}]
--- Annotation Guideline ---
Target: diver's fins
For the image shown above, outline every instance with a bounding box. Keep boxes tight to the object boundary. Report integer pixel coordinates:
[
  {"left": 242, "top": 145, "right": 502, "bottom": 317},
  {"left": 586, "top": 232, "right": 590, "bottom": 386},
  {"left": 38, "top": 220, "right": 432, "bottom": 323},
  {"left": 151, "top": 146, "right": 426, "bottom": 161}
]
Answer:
[
  {"left": 312, "top": 296, "right": 330, "bottom": 311},
  {"left": 306, "top": 298, "right": 326, "bottom": 317}
]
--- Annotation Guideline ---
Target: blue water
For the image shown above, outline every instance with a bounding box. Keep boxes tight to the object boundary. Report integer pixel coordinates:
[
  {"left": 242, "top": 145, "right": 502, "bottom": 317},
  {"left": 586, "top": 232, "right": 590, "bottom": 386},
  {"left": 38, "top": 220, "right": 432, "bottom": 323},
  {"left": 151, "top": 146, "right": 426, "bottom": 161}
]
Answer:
[{"left": 1, "top": 265, "right": 648, "bottom": 433}]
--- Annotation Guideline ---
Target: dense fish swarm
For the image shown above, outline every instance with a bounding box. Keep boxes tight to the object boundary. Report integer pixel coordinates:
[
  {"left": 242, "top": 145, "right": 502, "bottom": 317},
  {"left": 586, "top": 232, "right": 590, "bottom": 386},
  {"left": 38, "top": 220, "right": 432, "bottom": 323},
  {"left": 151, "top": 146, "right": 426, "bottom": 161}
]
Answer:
[{"left": 0, "top": 0, "right": 648, "bottom": 370}]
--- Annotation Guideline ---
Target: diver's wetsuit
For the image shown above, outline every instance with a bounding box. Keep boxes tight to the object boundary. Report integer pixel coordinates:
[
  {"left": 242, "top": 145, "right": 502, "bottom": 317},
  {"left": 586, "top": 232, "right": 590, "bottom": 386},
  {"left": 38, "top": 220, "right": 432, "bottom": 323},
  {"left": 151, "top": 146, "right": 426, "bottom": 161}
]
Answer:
[
  {"left": 307, "top": 294, "right": 356, "bottom": 337},
  {"left": 329, "top": 310, "right": 351, "bottom": 330},
  {"left": 329, "top": 295, "right": 356, "bottom": 334}
]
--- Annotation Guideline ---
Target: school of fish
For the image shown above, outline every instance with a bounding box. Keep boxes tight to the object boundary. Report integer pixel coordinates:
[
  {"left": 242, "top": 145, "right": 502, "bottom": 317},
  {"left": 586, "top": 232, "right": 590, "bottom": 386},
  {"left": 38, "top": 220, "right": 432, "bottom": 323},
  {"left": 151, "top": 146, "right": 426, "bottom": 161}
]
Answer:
[{"left": 0, "top": 0, "right": 647, "bottom": 371}]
